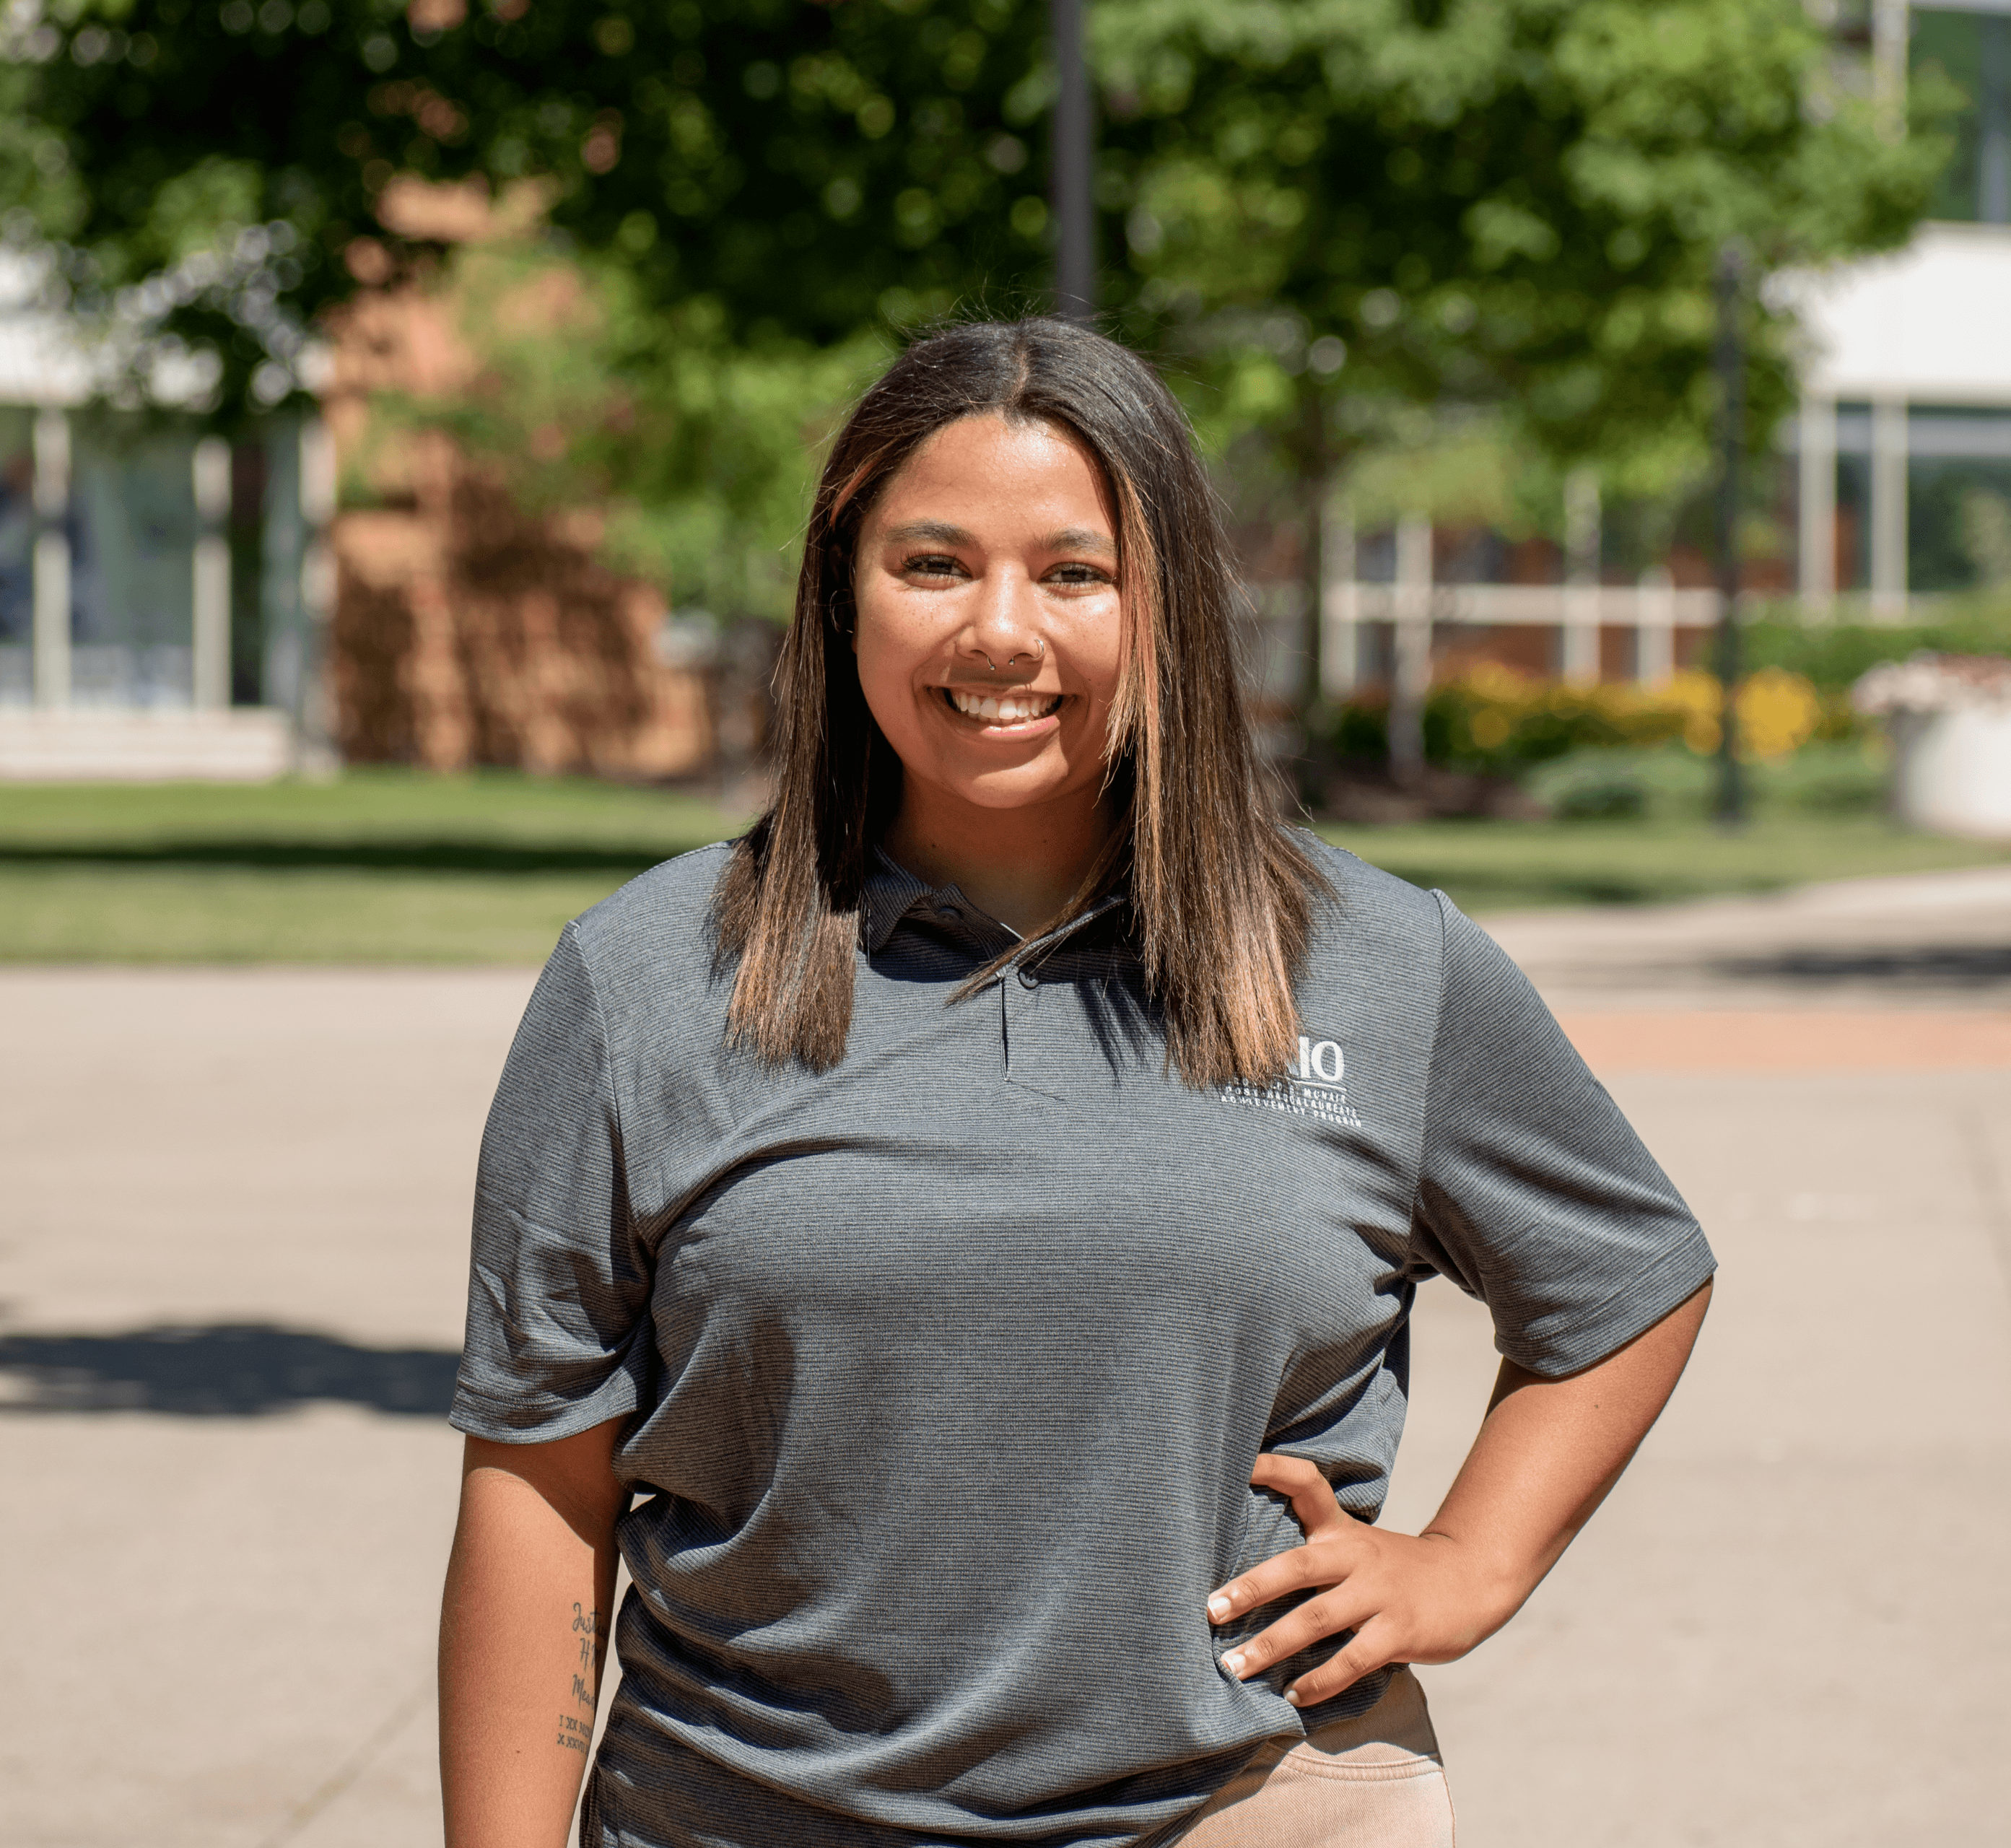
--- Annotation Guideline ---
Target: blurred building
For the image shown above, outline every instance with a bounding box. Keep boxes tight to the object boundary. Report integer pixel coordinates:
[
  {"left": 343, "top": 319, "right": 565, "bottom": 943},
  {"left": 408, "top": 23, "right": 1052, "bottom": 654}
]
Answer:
[
  {"left": 1789, "top": 4, "right": 2011, "bottom": 614},
  {"left": 0, "top": 254, "right": 304, "bottom": 777},
  {"left": 318, "top": 253, "right": 712, "bottom": 780},
  {"left": 0, "top": 237, "right": 712, "bottom": 782}
]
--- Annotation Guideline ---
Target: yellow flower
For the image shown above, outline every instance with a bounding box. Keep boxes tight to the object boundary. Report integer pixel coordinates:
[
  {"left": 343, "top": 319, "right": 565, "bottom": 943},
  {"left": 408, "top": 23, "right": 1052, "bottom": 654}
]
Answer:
[
  {"left": 1737, "top": 667, "right": 1822, "bottom": 761},
  {"left": 1664, "top": 668, "right": 1820, "bottom": 759},
  {"left": 1666, "top": 670, "right": 1722, "bottom": 754}
]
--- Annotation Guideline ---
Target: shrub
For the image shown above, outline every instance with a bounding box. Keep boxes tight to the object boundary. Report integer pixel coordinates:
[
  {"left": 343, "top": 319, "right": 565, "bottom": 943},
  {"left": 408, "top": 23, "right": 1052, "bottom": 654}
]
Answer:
[
  {"left": 1742, "top": 601, "right": 2011, "bottom": 689},
  {"left": 1322, "top": 663, "right": 1826, "bottom": 774}
]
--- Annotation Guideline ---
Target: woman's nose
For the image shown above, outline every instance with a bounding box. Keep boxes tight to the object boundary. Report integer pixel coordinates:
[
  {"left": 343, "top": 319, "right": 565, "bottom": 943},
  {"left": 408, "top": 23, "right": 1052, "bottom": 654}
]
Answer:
[{"left": 956, "top": 567, "right": 1044, "bottom": 673}]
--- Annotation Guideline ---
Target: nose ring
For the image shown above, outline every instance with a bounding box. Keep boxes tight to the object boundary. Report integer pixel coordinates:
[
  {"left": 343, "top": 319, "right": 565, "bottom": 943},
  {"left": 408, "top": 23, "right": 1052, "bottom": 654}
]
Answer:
[{"left": 980, "top": 637, "right": 1045, "bottom": 673}]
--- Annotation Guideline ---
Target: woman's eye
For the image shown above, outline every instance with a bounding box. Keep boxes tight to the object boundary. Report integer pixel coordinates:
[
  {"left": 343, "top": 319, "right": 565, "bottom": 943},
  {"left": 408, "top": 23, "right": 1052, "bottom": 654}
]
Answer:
[
  {"left": 904, "top": 554, "right": 963, "bottom": 578},
  {"left": 1047, "top": 562, "right": 1109, "bottom": 588}
]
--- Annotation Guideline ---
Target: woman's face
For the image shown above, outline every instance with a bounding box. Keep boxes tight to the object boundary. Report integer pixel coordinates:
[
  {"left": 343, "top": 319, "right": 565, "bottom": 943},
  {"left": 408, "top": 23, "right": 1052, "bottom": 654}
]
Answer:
[{"left": 852, "top": 414, "right": 1125, "bottom": 821}]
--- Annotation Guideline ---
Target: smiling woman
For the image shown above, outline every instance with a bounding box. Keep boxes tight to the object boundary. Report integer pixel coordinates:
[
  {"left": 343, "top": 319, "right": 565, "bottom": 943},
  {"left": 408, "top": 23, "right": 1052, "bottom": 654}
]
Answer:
[
  {"left": 715, "top": 318, "right": 1319, "bottom": 1081},
  {"left": 437, "top": 319, "right": 1716, "bottom": 1848}
]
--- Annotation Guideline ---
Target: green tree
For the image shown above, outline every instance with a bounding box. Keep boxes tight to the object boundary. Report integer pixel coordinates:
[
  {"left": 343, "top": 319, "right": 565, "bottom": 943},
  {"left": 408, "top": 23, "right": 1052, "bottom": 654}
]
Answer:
[
  {"left": 3, "top": 0, "right": 1954, "bottom": 658},
  {"left": 1, "top": 0, "right": 1065, "bottom": 618},
  {"left": 1090, "top": 0, "right": 1952, "bottom": 735},
  {"left": 1, "top": 0, "right": 1054, "bottom": 417}
]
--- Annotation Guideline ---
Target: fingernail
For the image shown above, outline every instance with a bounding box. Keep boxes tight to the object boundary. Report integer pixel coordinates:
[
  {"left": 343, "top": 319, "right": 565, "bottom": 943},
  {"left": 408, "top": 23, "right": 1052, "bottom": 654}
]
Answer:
[
  {"left": 1285, "top": 1687, "right": 1303, "bottom": 1707},
  {"left": 1221, "top": 1651, "right": 1247, "bottom": 1678},
  {"left": 1207, "top": 1595, "right": 1231, "bottom": 1620}
]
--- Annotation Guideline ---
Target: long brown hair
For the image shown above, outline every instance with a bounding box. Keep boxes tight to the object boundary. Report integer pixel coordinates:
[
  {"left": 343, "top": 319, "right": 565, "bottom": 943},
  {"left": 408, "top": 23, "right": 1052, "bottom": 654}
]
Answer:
[{"left": 712, "top": 317, "right": 1327, "bottom": 1086}]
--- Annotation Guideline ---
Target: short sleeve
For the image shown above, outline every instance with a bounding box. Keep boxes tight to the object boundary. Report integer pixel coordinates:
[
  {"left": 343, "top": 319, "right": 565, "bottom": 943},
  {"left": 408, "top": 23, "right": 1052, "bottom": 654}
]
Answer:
[
  {"left": 450, "top": 923, "right": 654, "bottom": 1440},
  {"left": 1410, "top": 894, "right": 1715, "bottom": 1377}
]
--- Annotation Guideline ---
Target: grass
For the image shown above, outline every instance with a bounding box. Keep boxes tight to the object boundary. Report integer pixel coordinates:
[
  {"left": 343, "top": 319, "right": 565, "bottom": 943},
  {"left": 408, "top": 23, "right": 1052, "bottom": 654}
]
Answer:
[
  {"left": 0, "top": 771, "right": 750, "bottom": 964},
  {"left": 0, "top": 762, "right": 2002, "bottom": 963},
  {"left": 1317, "top": 814, "right": 2002, "bottom": 913}
]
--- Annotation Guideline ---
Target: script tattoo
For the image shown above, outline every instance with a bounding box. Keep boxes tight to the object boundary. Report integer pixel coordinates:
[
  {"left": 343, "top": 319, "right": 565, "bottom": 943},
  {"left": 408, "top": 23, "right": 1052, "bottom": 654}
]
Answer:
[{"left": 555, "top": 1603, "right": 607, "bottom": 1756}]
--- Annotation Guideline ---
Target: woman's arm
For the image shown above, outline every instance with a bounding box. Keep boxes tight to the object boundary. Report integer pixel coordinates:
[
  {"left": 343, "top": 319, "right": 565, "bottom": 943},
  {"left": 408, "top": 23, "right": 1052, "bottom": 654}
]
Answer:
[
  {"left": 1208, "top": 1278, "right": 1711, "bottom": 1706},
  {"left": 440, "top": 1418, "right": 629, "bottom": 1848}
]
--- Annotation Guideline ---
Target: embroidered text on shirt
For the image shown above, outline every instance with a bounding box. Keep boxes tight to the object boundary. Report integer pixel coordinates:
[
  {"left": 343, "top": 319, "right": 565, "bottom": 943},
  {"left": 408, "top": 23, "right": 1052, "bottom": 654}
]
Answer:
[{"left": 1220, "top": 1038, "right": 1363, "bottom": 1128}]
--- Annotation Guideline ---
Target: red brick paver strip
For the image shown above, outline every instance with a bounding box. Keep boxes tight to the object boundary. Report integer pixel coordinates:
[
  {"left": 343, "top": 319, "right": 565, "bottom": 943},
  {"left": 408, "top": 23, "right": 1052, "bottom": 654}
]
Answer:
[{"left": 1559, "top": 1010, "right": 2011, "bottom": 1074}]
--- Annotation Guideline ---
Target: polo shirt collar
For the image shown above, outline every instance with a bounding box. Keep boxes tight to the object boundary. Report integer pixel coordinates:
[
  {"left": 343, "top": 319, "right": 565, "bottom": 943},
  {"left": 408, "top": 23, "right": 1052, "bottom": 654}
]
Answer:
[
  {"left": 860, "top": 847, "right": 1130, "bottom": 961},
  {"left": 860, "top": 850, "right": 938, "bottom": 954}
]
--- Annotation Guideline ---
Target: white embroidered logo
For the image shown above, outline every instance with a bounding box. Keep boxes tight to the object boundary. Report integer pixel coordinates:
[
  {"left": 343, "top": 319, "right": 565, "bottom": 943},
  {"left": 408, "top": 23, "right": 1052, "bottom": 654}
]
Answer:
[{"left": 1220, "top": 1036, "right": 1362, "bottom": 1128}]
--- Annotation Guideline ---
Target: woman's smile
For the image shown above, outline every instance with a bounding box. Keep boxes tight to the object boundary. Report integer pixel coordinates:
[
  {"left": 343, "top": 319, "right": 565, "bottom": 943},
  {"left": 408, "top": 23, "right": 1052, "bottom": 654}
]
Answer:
[{"left": 934, "top": 684, "right": 1067, "bottom": 734}]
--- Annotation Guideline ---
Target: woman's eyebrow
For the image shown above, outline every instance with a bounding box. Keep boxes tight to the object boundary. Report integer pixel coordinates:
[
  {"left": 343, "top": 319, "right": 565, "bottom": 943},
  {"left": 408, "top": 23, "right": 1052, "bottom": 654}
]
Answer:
[
  {"left": 1043, "top": 526, "right": 1116, "bottom": 557},
  {"left": 882, "top": 519, "right": 975, "bottom": 547}
]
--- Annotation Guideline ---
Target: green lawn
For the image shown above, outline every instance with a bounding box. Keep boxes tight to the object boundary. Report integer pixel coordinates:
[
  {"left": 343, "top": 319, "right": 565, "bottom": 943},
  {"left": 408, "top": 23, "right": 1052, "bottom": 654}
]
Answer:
[
  {"left": 0, "top": 772, "right": 750, "bottom": 963},
  {"left": 0, "top": 766, "right": 2001, "bottom": 962},
  {"left": 1317, "top": 814, "right": 2003, "bottom": 913}
]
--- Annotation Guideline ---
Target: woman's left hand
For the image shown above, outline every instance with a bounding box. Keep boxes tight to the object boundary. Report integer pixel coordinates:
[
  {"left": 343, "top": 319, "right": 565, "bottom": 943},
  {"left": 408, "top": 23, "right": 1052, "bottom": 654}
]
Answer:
[
  {"left": 1208, "top": 1286, "right": 1714, "bottom": 1707},
  {"left": 1205, "top": 1453, "right": 1519, "bottom": 1708}
]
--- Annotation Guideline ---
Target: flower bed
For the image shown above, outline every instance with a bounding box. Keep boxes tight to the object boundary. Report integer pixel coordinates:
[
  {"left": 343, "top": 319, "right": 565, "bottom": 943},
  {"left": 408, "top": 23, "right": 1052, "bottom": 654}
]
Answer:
[{"left": 1325, "top": 663, "right": 1836, "bottom": 778}]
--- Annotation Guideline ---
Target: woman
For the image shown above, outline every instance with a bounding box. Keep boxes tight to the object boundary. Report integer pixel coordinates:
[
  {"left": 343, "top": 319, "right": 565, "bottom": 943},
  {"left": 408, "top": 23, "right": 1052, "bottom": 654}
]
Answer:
[{"left": 439, "top": 318, "right": 1714, "bottom": 1848}]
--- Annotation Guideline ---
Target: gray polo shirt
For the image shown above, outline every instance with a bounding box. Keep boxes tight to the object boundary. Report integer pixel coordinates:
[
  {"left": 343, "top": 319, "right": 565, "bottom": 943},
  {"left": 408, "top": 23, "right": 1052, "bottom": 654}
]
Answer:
[{"left": 453, "top": 839, "right": 1713, "bottom": 1848}]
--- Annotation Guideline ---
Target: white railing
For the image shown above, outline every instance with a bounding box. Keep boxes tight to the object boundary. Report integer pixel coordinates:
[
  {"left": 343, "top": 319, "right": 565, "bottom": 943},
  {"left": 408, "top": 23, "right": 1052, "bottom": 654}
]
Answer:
[{"left": 1318, "top": 576, "right": 1722, "bottom": 696}]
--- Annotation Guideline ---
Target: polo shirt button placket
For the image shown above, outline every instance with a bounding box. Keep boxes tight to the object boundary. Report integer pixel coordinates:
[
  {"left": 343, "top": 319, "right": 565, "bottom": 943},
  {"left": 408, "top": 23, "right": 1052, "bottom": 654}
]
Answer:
[{"left": 1004, "top": 956, "right": 1047, "bottom": 1091}]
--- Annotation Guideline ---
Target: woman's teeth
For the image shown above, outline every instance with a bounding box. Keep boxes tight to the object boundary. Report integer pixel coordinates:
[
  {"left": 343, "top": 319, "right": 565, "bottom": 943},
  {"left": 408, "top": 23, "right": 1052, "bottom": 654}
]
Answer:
[{"left": 946, "top": 689, "right": 1062, "bottom": 724}]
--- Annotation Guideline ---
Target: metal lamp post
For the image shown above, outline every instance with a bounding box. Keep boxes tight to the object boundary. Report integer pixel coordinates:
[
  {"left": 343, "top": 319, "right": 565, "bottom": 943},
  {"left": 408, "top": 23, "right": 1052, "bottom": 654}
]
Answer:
[
  {"left": 1050, "top": 0, "right": 1094, "bottom": 320},
  {"left": 1712, "top": 242, "right": 1747, "bottom": 829}
]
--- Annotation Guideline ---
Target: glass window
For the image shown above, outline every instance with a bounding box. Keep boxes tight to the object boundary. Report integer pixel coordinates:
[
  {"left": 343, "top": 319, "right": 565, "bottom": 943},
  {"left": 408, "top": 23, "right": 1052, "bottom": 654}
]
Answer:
[
  {"left": 1914, "top": 6, "right": 2011, "bottom": 224},
  {"left": 1907, "top": 405, "right": 2011, "bottom": 590},
  {"left": 69, "top": 428, "right": 198, "bottom": 707},
  {"left": 1833, "top": 403, "right": 1873, "bottom": 594},
  {"left": 0, "top": 407, "right": 30, "bottom": 706}
]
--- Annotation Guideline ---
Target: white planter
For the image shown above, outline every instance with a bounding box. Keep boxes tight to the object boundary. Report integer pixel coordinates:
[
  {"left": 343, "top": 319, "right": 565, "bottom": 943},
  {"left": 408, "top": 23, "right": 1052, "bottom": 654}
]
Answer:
[{"left": 1888, "top": 705, "right": 2011, "bottom": 840}]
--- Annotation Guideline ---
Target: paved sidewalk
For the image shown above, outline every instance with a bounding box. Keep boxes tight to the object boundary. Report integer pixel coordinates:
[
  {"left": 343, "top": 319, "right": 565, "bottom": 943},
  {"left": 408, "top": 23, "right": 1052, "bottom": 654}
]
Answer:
[
  {"left": 3, "top": 867, "right": 2007, "bottom": 1847},
  {"left": 1485, "top": 862, "right": 2011, "bottom": 1014},
  {"left": 1, "top": 969, "right": 528, "bottom": 1848}
]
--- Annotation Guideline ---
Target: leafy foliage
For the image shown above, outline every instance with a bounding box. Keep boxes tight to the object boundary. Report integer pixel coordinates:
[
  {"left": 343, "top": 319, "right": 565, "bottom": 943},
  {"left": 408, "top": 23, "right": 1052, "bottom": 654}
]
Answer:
[
  {"left": 0, "top": 0, "right": 1956, "bottom": 633},
  {"left": 1095, "top": 0, "right": 1953, "bottom": 481},
  {"left": 1740, "top": 600, "right": 2011, "bottom": 690},
  {"left": 1, "top": 0, "right": 1051, "bottom": 418},
  {"left": 9, "top": 1, "right": 1951, "bottom": 445}
]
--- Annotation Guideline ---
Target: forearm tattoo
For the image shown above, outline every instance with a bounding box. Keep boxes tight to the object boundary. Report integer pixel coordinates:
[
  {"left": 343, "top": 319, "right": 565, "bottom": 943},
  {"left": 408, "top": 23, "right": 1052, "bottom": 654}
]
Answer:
[{"left": 556, "top": 1603, "right": 606, "bottom": 1755}]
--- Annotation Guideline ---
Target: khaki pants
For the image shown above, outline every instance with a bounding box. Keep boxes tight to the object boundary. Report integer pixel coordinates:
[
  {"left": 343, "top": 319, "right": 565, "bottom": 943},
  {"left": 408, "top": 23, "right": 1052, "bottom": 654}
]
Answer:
[{"left": 1164, "top": 1669, "right": 1454, "bottom": 1847}]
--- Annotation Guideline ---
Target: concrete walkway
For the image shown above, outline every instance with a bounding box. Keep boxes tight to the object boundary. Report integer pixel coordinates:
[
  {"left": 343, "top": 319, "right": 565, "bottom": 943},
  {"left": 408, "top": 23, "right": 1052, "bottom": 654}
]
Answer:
[{"left": 3, "top": 867, "right": 2007, "bottom": 1847}]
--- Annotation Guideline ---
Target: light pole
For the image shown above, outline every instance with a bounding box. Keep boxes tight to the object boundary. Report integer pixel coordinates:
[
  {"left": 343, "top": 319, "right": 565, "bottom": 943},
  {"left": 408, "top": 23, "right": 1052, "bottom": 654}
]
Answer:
[
  {"left": 1711, "top": 241, "right": 1746, "bottom": 829},
  {"left": 1050, "top": 0, "right": 1094, "bottom": 320}
]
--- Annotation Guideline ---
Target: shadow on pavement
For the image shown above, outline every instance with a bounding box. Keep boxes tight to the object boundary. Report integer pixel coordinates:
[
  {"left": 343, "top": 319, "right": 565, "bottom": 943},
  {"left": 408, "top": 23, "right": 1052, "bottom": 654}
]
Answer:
[
  {"left": 1709, "top": 945, "right": 2011, "bottom": 988},
  {"left": 0, "top": 838, "right": 673, "bottom": 876},
  {"left": 0, "top": 1324, "right": 461, "bottom": 1416}
]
